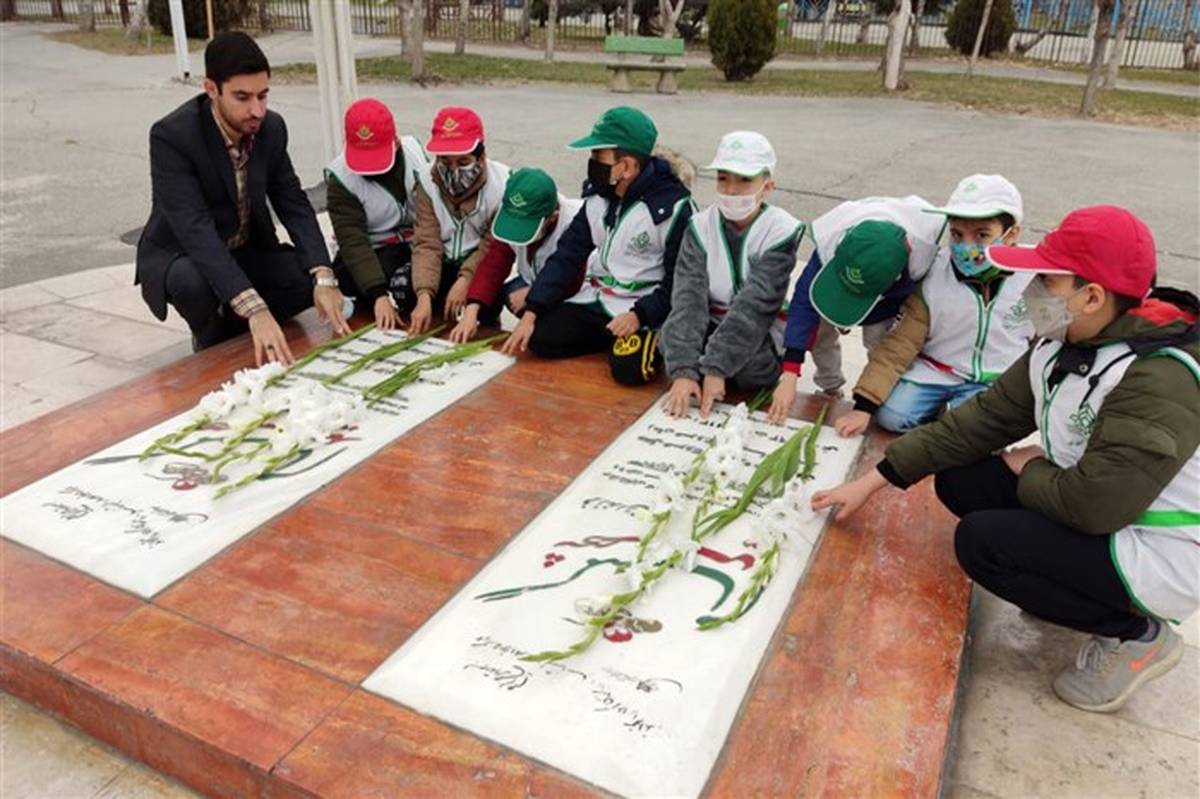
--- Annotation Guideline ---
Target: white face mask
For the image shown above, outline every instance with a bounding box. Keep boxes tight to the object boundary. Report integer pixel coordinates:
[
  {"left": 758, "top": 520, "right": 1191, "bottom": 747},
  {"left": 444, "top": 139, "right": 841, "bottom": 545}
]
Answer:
[
  {"left": 715, "top": 191, "right": 761, "bottom": 222},
  {"left": 1023, "top": 278, "right": 1087, "bottom": 342}
]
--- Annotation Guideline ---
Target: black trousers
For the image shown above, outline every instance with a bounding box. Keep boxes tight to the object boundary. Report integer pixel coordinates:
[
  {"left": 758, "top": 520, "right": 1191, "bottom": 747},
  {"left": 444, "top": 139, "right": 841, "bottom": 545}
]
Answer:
[
  {"left": 334, "top": 244, "right": 465, "bottom": 321},
  {"left": 528, "top": 301, "right": 662, "bottom": 386},
  {"left": 936, "top": 457, "right": 1148, "bottom": 640},
  {"left": 165, "top": 245, "right": 313, "bottom": 350}
]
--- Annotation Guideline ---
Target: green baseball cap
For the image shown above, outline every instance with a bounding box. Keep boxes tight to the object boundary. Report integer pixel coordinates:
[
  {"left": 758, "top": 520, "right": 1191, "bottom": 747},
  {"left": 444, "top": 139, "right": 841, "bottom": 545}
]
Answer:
[
  {"left": 568, "top": 106, "right": 657, "bottom": 157},
  {"left": 810, "top": 220, "right": 909, "bottom": 327},
  {"left": 492, "top": 168, "right": 559, "bottom": 245}
]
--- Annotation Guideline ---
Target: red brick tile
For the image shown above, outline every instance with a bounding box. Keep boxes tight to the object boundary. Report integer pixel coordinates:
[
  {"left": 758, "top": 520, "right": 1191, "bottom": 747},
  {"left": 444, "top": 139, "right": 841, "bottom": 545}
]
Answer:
[
  {"left": 274, "top": 691, "right": 601, "bottom": 798},
  {"left": 56, "top": 605, "right": 353, "bottom": 772},
  {"left": 0, "top": 539, "right": 141, "bottom": 662},
  {"left": 158, "top": 505, "right": 480, "bottom": 683}
]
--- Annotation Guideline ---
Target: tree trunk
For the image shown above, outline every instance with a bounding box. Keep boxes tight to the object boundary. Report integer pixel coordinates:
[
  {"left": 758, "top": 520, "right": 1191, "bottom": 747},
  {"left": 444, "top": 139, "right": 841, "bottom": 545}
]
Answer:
[
  {"left": 126, "top": 0, "right": 149, "bottom": 38},
  {"left": 50, "top": 0, "right": 65, "bottom": 20},
  {"left": 816, "top": 0, "right": 835, "bottom": 54},
  {"left": 519, "top": 0, "right": 532, "bottom": 42},
  {"left": 1103, "top": 0, "right": 1135, "bottom": 87},
  {"left": 79, "top": 1, "right": 97, "bottom": 31},
  {"left": 1080, "top": 0, "right": 1115, "bottom": 115},
  {"left": 1184, "top": 0, "right": 1198, "bottom": 70},
  {"left": 0, "top": 0, "right": 15, "bottom": 22},
  {"left": 624, "top": 0, "right": 633, "bottom": 34},
  {"left": 659, "top": 0, "right": 685, "bottom": 38},
  {"left": 1014, "top": 0, "right": 1059, "bottom": 54},
  {"left": 455, "top": 0, "right": 469, "bottom": 54},
  {"left": 967, "top": 0, "right": 996, "bottom": 76},
  {"left": 907, "top": 0, "right": 925, "bottom": 54},
  {"left": 119, "top": 0, "right": 130, "bottom": 25},
  {"left": 883, "top": 0, "right": 910, "bottom": 89},
  {"left": 411, "top": 0, "right": 426, "bottom": 81},
  {"left": 545, "top": 0, "right": 557, "bottom": 61},
  {"left": 258, "top": 0, "right": 271, "bottom": 32}
]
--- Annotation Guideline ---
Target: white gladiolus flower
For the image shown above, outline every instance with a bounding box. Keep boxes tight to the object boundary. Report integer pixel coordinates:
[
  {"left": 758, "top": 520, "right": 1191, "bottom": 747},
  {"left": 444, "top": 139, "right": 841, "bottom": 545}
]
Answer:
[
  {"left": 784, "top": 480, "right": 817, "bottom": 524},
  {"left": 728, "top": 403, "right": 749, "bottom": 422},
  {"left": 196, "top": 389, "right": 236, "bottom": 420},
  {"left": 650, "top": 474, "right": 685, "bottom": 514},
  {"left": 270, "top": 431, "right": 297, "bottom": 456},
  {"left": 675, "top": 538, "right": 701, "bottom": 572}
]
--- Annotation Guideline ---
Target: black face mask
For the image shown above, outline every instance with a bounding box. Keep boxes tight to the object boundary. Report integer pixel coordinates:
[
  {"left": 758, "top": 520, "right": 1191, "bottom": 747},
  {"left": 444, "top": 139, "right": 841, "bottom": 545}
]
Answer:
[{"left": 587, "top": 158, "right": 616, "bottom": 199}]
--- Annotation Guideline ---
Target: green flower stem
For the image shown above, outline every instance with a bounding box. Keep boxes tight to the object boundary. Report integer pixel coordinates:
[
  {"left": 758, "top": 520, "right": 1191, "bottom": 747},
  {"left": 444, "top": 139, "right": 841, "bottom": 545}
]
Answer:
[
  {"left": 362, "top": 334, "right": 507, "bottom": 406},
  {"left": 800, "top": 403, "right": 829, "bottom": 480},
  {"left": 522, "top": 551, "right": 684, "bottom": 663},
  {"left": 210, "top": 439, "right": 270, "bottom": 481},
  {"left": 695, "top": 427, "right": 809, "bottom": 541},
  {"left": 320, "top": 325, "right": 446, "bottom": 386},
  {"left": 139, "top": 415, "right": 211, "bottom": 461},
  {"left": 213, "top": 444, "right": 301, "bottom": 499},
  {"left": 747, "top": 385, "right": 774, "bottom": 413},
  {"left": 697, "top": 542, "right": 780, "bottom": 631},
  {"left": 281, "top": 322, "right": 378, "bottom": 380}
]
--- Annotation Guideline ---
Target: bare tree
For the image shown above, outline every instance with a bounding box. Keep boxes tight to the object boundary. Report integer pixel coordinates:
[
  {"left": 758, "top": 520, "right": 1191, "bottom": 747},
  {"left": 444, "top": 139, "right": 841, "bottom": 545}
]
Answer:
[
  {"left": 546, "top": 0, "right": 558, "bottom": 61},
  {"left": 79, "top": 0, "right": 97, "bottom": 31},
  {"left": 0, "top": 0, "right": 16, "bottom": 22},
  {"left": 908, "top": 0, "right": 926, "bottom": 54},
  {"left": 816, "top": 0, "right": 836, "bottom": 54},
  {"left": 119, "top": 0, "right": 130, "bottom": 25},
  {"left": 883, "top": 0, "right": 911, "bottom": 89},
  {"left": 411, "top": 0, "right": 427, "bottom": 81},
  {"left": 455, "top": 0, "right": 470, "bottom": 54},
  {"left": 1103, "top": 0, "right": 1136, "bottom": 88},
  {"left": 1014, "top": 0, "right": 1065, "bottom": 54},
  {"left": 624, "top": 0, "right": 633, "bottom": 34},
  {"left": 50, "top": 0, "right": 65, "bottom": 21},
  {"left": 1080, "top": 0, "right": 1116, "bottom": 115},
  {"left": 257, "top": 0, "right": 271, "bottom": 32},
  {"left": 519, "top": 0, "right": 532, "bottom": 42},
  {"left": 967, "top": 0, "right": 996, "bottom": 76},
  {"left": 1184, "top": 0, "right": 1198, "bottom": 71},
  {"left": 659, "top": 0, "right": 686, "bottom": 37},
  {"left": 126, "top": 0, "right": 150, "bottom": 39}
]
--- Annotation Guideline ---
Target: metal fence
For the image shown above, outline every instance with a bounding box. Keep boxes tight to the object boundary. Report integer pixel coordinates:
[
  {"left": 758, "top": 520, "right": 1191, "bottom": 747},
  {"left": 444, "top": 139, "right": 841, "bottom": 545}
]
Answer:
[{"left": 9, "top": 0, "right": 1200, "bottom": 69}]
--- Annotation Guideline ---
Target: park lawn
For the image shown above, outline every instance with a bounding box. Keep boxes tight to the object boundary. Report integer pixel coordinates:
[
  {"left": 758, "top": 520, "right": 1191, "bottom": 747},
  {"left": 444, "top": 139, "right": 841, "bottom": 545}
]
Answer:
[
  {"left": 47, "top": 26, "right": 206, "bottom": 55},
  {"left": 274, "top": 52, "right": 1200, "bottom": 130}
]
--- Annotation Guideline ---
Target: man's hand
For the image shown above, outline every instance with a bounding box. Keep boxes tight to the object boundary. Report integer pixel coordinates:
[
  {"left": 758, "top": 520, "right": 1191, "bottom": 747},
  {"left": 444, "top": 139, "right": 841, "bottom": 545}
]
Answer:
[
  {"left": 501, "top": 311, "right": 537, "bottom": 356},
  {"left": 248, "top": 310, "right": 295, "bottom": 367},
  {"left": 1001, "top": 445, "right": 1046, "bottom": 476},
  {"left": 835, "top": 409, "right": 871, "bottom": 438},
  {"left": 408, "top": 292, "right": 434, "bottom": 334},
  {"left": 313, "top": 285, "right": 352, "bottom": 336},
  {"left": 662, "top": 377, "right": 701, "bottom": 418},
  {"left": 767, "top": 372, "right": 799, "bottom": 425},
  {"left": 700, "top": 374, "right": 726, "bottom": 418},
  {"left": 444, "top": 276, "right": 470, "bottom": 321},
  {"left": 811, "top": 468, "right": 890, "bottom": 523},
  {"left": 507, "top": 286, "right": 530, "bottom": 316},
  {"left": 374, "top": 295, "right": 401, "bottom": 330},
  {"left": 449, "top": 304, "right": 480, "bottom": 344},
  {"left": 606, "top": 311, "right": 640, "bottom": 338}
]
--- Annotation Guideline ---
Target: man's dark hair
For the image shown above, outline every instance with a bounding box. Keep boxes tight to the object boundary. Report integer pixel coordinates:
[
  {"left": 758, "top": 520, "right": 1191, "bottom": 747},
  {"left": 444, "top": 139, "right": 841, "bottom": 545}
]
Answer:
[
  {"left": 614, "top": 148, "right": 650, "bottom": 170},
  {"left": 1073, "top": 275, "right": 1143, "bottom": 315},
  {"left": 205, "top": 32, "right": 270, "bottom": 90}
]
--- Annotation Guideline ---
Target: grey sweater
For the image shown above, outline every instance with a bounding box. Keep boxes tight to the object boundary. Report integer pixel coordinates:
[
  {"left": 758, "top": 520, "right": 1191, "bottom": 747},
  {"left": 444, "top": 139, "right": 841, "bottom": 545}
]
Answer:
[{"left": 661, "top": 215, "right": 800, "bottom": 381}]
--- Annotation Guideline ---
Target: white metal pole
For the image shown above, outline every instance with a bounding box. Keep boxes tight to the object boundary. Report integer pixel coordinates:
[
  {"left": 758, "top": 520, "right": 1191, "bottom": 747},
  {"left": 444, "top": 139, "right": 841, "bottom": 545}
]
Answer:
[
  {"left": 333, "top": 0, "right": 359, "bottom": 107},
  {"left": 167, "top": 0, "right": 190, "bottom": 81},
  {"left": 309, "top": 0, "right": 339, "bottom": 164}
]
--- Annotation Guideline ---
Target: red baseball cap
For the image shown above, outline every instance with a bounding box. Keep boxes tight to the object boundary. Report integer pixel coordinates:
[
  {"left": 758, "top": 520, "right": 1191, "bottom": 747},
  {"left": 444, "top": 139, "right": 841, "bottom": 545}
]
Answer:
[
  {"left": 986, "top": 205, "right": 1157, "bottom": 299},
  {"left": 427, "top": 107, "right": 484, "bottom": 156},
  {"left": 344, "top": 98, "right": 397, "bottom": 175}
]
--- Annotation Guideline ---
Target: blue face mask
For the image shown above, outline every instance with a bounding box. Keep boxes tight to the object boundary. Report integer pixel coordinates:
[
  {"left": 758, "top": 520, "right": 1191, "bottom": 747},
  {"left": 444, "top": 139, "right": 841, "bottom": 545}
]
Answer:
[{"left": 950, "top": 230, "right": 1010, "bottom": 277}]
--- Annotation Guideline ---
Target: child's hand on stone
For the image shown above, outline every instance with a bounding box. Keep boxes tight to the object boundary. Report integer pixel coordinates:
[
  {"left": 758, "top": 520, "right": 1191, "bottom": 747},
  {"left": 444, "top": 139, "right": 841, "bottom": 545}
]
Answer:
[
  {"left": 662, "top": 377, "right": 701, "bottom": 418},
  {"left": 835, "top": 409, "right": 871, "bottom": 438},
  {"left": 767, "top": 372, "right": 798, "bottom": 425},
  {"left": 449, "top": 304, "right": 480, "bottom": 344},
  {"left": 700, "top": 374, "right": 725, "bottom": 418}
]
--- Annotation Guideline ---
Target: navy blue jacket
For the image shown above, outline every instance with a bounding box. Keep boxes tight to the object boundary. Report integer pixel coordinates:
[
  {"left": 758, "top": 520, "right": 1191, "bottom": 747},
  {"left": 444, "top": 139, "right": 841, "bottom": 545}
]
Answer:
[{"left": 524, "top": 157, "right": 692, "bottom": 328}]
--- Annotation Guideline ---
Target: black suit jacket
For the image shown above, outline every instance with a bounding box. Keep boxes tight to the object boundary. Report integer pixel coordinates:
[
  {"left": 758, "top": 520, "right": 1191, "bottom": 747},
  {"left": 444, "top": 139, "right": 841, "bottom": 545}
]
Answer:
[{"left": 136, "top": 94, "right": 330, "bottom": 320}]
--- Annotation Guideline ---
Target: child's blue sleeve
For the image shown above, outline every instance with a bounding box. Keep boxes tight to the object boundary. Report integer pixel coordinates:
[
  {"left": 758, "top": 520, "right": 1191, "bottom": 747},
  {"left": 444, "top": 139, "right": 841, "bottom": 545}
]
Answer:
[{"left": 781, "top": 252, "right": 824, "bottom": 371}]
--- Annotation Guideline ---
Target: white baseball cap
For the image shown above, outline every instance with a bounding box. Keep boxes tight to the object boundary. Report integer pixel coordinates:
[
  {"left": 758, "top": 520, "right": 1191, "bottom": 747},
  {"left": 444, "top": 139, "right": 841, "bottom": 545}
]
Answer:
[
  {"left": 703, "top": 131, "right": 777, "bottom": 177},
  {"left": 925, "top": 174, "right": 1024, "bottom": 225}
]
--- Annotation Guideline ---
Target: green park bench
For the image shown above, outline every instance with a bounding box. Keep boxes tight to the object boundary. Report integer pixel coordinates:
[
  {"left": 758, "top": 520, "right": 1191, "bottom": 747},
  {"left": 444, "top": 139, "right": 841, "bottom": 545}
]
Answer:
[{"left": 604, "top": 35, "right": 686, "bottom": 95}]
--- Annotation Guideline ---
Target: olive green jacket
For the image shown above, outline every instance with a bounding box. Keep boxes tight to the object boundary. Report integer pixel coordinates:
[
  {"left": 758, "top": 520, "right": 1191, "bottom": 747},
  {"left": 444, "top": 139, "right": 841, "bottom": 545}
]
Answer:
[{"left": 881, "top": 296, "right": 1200, "bottom": 535}]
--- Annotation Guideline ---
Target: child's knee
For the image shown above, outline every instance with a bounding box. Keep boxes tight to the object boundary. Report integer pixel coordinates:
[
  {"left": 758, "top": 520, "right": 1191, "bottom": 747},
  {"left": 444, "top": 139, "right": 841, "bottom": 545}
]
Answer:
[
  {"left": 874, "top": 403, "right": 926, "bottom": 433},
  {"left": 609, "top": 330, "right": 661, "bottom": 386}
]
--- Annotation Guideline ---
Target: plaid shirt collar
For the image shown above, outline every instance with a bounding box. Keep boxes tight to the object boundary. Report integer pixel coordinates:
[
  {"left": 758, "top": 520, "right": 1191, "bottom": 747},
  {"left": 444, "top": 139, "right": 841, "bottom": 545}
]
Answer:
[{"left": 211, "top": 104, "right": 255, "bottom": 166}]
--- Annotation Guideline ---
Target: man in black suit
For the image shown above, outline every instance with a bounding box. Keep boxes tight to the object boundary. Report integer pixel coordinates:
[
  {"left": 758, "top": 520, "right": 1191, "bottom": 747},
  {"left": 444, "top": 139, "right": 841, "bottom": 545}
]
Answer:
[{"left": 137, "top": 32, "right": 351, "bottom": 365}]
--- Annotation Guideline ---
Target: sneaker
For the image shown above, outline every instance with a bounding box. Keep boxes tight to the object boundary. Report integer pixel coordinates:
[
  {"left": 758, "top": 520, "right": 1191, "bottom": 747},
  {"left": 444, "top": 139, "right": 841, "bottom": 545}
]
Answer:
[
  {"left": 819, "top": 387, "right": 845, "bottom": 400},
  {"left": 1052, "top": 622, "right": 1183, "bottom": 713}
]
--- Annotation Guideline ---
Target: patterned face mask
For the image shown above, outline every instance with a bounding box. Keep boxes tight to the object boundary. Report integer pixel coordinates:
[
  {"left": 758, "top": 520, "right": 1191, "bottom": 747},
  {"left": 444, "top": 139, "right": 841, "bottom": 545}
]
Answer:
[
  {"left": 950, "top": 229, "right": 1009, "bottom": 278},
  {"left": 437, "top": 160, "right": 483, "bottom": 197},
  {"left": 1023, "top": 278, "right": 1087, "bottom": 341}
]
